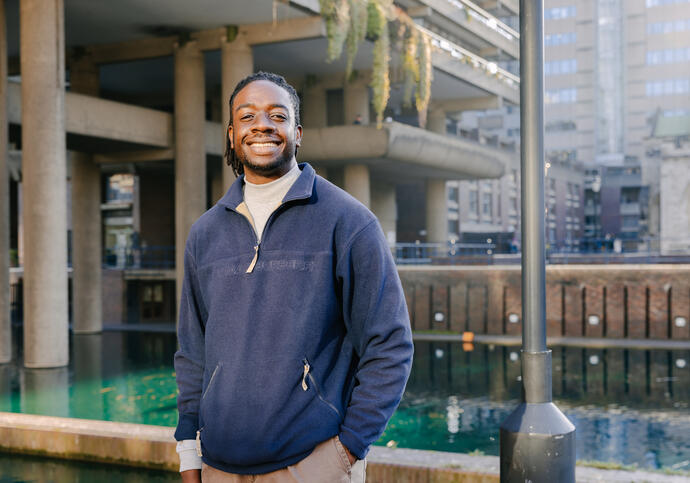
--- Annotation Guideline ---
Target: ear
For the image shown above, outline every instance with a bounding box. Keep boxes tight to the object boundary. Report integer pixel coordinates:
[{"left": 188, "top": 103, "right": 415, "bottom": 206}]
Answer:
[
  {"left": 295, "top": 124, "right": 303, "bottom": 148},
  {"left": 228, "top": 125, "right": 234, "bottom": 150}
]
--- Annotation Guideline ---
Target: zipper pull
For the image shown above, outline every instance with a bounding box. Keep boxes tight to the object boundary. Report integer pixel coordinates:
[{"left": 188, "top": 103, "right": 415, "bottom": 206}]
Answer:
[
  {"left": 302, "top": 362, "right": 310, "bottom": 391},
  {"left": 196, "top": 430, "right": 202, "bottom": 457},
  {"left": 246, "top": 244, "right": 259, "bottom": 273}
]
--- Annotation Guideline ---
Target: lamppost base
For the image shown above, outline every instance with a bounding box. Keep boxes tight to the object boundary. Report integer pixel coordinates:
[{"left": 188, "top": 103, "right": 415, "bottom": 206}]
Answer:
[{"left": 499, "top": 402, "right": 576, "bottom": 483}]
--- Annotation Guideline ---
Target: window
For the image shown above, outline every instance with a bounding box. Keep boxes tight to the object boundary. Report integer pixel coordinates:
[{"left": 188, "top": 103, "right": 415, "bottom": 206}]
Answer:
[
  {"left": 544, "top": 6, "right": 576, "bottom": 19},
  {"left": 646, "top": 48, "right": 690, "bottom": 65},
  {"left": 482, "top": 192, "right": 493, "bottom": 217},
  {"left": 469, "top": 190, "right": 479, "bottom": 216},
  {"left": 545, "top": 88, "right": 577, "bottom": 104},
  {"left": 646, "top": 0, "right": 690, "bottom": 7},
  {"left": 448, "top": 219, "right": 459, "bottom": 235},
  {"left": 545, "top": 59, "right": 577, "bottom": 75},
  {"left": 448, "top": 186, "right": 459, "bottom": 202},
  {"left": 545, "top": 32, "right": 576, "bottom": 46},
  {"left": 645, "top": 79, "right": 690, "bottom": 96},
  {"left": 106, "top": 174, "right": 135, "bottom": 203},
  {"left": 647, "top": 19, "right": 690, "bottom": 34},
  {"left": 545, "top": 120, "right": 577, "bottom": 132}
]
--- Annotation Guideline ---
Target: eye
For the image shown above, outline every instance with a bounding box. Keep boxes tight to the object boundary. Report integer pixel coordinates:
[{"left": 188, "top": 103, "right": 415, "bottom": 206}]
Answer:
[
  {"left": 240, "top": 113, "right": 254, "bottom": 121},
  {"left": 271, "top": 113, "right": 287, "bottom": 121}
]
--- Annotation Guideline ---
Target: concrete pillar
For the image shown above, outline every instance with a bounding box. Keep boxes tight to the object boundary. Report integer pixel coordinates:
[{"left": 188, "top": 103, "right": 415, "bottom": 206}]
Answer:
[
  {"left": 371, "top": 180, "right": 397, "bottom": 245},
  {"left": 0, "top": 0, "right": 10, "bottom": 364},
  {"left": 221, "top": 35, "right": 253, "bottom": 193},
  {"left": 71, "top": 152, "right": 102, "bottom": 333},
  {"left": 22, "top": 367, "right": 69, "bottom": 417},
  {"left": 426, "top": 179, "right": 448, "bottom": 243},
  {"left": 344, "top": 164, "right": 370, "bottom": 208},
  {"left": 175, "top": 41, "right": 206, "bottom": 306},
  {"left": 70, "top": 56, "right": 102, "bottom": 333},
  {"left": 20, "top": 0, "right": 69, "bottom": 368},
  {"left": 302, "top": 84, "right": 327, "bottom": 128},
  {"left": 428, "top": 108, "right": 447, "bottom": 135},
  {"left": 344, "top": 82, "right": 369, "bottom": 125}
]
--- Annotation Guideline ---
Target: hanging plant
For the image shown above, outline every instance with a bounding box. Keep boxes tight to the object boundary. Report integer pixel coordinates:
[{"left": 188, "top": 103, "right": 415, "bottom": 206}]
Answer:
[
  {"left": 345, "top": 0, "right": 368, "bottom": 80},
  {"left": 415, "top": 34, "right": 432, "bottom": 128},
  {"left": 369, "top": 0, "right": 390, "bottom": 127},
  {"left": 402, "top": 25, "right": 419, "bottom": 107},
  {"left": 320, "top": 0, "right": 350, "bottom": 62},
  {"left": 366, "top": 0, "right": 385, "bottom": 41}
]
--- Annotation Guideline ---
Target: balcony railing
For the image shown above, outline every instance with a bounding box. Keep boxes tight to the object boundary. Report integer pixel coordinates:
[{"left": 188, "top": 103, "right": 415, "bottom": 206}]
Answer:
[{"left": 443, "top": 0, "right": 519, "bottom": 41}]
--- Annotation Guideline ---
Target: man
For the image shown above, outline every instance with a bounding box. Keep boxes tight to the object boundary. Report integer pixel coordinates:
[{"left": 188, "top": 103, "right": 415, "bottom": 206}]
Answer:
[{"left": 174, "top": 71, "right": 413, "bottom": 482}]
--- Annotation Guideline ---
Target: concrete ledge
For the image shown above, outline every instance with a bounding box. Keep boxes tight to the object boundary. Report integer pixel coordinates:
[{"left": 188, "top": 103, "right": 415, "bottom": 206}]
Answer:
[{"left": 1, "top": 413, "right": 688, "bottom": 482}]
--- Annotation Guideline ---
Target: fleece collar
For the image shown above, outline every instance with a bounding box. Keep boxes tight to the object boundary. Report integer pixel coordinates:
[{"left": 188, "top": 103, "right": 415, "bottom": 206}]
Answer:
[{"left": 217, "top": 162, "right": 316, "bottom": 211}]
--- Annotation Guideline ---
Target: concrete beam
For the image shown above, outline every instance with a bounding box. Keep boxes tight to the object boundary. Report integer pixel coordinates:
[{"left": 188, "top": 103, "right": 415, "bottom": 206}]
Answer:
[
  {"left": 81, "top": 16, "right": 325, "bottom": 65},
  {"left": 432, "top": 52, "right": 519, "bottom": 105},
  {"left": 93, "top": 149, "right": 174, "bottom": 164},
  {"left": 431, "top": 95, "right": 503, "bottom": 113}
]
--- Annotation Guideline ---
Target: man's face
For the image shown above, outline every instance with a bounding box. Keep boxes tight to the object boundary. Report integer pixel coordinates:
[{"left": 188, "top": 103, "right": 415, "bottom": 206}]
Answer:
[{"left": 229, "top": 80, "right": 302, "bottom": 182}]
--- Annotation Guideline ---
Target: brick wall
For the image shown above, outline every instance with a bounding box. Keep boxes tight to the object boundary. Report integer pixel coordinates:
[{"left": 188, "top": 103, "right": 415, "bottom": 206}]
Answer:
[{"left": 398, "top": 265, "right": 690, "bottom": 340}]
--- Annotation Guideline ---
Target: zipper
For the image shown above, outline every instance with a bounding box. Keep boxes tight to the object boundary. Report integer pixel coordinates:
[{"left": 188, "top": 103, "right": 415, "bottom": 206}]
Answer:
[
  {"left": 196, "top": 429, "right": 203, "bottom": 457},
  {"left": 246, "top": 244, "right": 259, "bottom": 273},
  {"left": 238, "top": 202, "right": 284, "bottom": 274},
  {"left": 301, "top": 358, "right": 343, "bottom": 419}
]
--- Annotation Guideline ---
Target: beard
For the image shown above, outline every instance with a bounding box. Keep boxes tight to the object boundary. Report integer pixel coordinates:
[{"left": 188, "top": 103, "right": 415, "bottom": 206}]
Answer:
[{"left": 233, "top": 141, "right": 296, "bottom": 175}]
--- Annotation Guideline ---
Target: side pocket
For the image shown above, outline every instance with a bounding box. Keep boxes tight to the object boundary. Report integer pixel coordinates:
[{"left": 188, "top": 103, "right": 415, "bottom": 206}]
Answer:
[
  {"left": 302, "top": 358, "right": 343, "bottom": 419},
  {"left": 202, "top": 363, "right": 222, "bottom": 401},
  {"left": 333, "top": 435, "right": 353, "bottom": 473}
]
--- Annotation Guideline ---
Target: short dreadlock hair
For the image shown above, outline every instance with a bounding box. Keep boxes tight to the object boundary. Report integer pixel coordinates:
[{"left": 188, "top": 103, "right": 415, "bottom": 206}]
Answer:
[{"left": 225, "top": 71, "right": 301, "bottom": 177}]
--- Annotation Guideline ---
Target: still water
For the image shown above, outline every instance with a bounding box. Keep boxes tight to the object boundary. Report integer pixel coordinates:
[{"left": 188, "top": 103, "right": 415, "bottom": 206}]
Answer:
[{"left": 0, "top": 329, "right": 689, "bottom": 473}]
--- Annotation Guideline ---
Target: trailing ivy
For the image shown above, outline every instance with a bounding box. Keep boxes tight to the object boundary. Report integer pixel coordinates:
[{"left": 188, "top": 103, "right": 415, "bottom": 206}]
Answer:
[
  {"left": 320, "top": 0, "right": 350, "bottom": 62},
  {"left": 320, "top": 0, "right": 432, "bottom": 128},
  {"left": 415, "top": 34, "right": 432, "bottom": 128}
]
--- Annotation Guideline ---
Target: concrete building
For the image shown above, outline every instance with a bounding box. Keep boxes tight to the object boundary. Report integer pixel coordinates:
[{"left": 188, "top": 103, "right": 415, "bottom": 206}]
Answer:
[
  {"left": 1, "top": 0, "right": 519, "bottom": 366},
  {"left": 449, "top": 0, "right": 690, "bottom": 249},
  {"left": 652, "top": 114, "right": 690, "bottom": 255}
]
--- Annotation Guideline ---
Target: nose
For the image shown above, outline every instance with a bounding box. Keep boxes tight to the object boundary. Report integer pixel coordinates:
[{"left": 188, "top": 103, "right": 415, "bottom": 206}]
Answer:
[{"left": 251, "top": 111, "right": 275, "bottom": 132}]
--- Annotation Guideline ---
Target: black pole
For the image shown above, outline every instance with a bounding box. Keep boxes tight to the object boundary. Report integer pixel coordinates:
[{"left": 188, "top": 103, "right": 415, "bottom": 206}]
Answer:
[{"left": 499, "top": 1, "right": 576, "bottom": 481}]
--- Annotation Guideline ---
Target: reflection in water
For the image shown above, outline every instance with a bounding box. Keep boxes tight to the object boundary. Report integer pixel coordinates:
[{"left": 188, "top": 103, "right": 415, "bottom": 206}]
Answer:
[
  {"left": 0, "top": 331, "right": 688, "bottom": 471},
  {"left": 381, "top": 341, "right": 690, "bottom": 470},
  {"left": 22, "top": 367, "right": 69, "bottom": 417},
  {"left": 0, "top": 452, "right": 177, "bottom": 482}
]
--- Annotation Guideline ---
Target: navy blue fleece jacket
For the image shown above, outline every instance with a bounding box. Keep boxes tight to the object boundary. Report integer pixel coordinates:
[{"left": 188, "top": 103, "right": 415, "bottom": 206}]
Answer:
[{"left": 174, "top": 163, "right": 413, "bottom": 475}]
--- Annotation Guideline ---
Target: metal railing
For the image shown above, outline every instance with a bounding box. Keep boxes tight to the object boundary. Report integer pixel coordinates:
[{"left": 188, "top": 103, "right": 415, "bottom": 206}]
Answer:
[
  {"left": 103, "top": 245, "right": 175, "bottom": 269},
  {"left": 394, "top": 241, "right": 496, "bottom": 264}
]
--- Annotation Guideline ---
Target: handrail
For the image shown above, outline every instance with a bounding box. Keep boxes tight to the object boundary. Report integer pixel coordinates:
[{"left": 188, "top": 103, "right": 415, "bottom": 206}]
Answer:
[
  {"left": 415, "top": 24, "right": 520, "bottom": 87},
  {"left": 444, "top": 0, "right": 520, "bottom": 41}
]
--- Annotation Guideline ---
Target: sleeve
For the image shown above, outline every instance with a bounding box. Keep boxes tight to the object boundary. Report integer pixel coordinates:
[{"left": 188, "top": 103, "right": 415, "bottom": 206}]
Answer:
[
  {"left": 335, "top": 220, "right": 414, "bottom": 459},
  {"left": 177, "top": 439, "right": 203, "bottom": 472},
  {"left": 174, "top": 239, "right": 208, "bottom": 441}
]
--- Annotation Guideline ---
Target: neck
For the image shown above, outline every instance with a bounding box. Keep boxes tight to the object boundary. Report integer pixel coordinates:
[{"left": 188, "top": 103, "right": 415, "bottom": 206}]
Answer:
[{"left": 243, "top": 158, "right": 298, "bottom": 185}]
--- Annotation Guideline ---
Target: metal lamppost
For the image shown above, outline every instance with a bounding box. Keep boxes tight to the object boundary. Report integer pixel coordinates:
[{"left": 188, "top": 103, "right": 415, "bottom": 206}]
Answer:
[{"left": 499, "top": 1, "right": 576, "bottom": 481}]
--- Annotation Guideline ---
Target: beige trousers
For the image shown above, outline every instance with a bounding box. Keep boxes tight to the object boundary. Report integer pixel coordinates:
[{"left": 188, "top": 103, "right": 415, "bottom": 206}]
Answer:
[{"left": 201, "top": 436, "right": 366, "bottom": 483}]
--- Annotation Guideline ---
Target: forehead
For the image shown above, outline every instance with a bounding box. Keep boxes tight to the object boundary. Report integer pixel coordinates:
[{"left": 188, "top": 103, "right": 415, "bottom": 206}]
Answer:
[{"left": 234, "top": 80, "right": 294, "bottom": 112}]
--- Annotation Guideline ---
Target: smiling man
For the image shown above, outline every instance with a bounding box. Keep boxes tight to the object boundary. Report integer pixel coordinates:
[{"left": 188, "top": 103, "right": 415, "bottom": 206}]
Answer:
[{"left": 174, "top": 72, "right": 413, "bottom": 483}]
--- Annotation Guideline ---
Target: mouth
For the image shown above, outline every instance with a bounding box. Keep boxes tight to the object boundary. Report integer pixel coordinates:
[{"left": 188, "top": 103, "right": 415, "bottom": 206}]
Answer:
[{"left": 246, "top": 139, "right": 282, "bottom": 155}]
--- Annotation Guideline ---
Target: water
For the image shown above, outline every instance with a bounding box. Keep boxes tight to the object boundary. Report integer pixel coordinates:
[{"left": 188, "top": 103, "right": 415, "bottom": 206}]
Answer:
[{"left": 1, "top": 329, "right": 689, "bottom": 475}]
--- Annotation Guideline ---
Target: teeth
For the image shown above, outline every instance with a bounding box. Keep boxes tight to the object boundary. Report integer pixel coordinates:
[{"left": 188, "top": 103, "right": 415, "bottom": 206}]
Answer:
[{"left": 251, "top": 142, "right": 278, "bottom": 148}]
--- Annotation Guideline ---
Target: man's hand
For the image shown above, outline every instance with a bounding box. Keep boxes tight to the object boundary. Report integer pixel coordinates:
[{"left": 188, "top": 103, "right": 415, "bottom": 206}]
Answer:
[
  {"left": 181, "top": 469, "right": 201, "bottom": 483},
  {"left": 343, "top": 445, "right": 357, "bottom": 466}
]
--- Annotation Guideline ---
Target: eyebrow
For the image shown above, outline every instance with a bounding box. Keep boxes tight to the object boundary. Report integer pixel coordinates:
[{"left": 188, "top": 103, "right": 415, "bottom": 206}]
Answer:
[{"left": 235, "top": 103, "right": 290, "bottom": 112}]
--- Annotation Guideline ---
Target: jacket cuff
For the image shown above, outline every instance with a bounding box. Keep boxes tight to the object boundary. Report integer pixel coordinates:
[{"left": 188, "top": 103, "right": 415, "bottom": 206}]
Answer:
[
  {"left": 338, "top": 427, "right": 369, "bottom": 460},
  {"left": 174, "top": 413, "right": 199, "bottom": 441}
]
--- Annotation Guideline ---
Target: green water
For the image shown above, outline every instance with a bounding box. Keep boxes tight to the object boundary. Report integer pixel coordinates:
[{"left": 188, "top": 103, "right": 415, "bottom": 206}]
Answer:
[
  {"left": 0, "top": 452, "right": 177, "bottom": 482},
  {"left": 1, "top": 329, "right": 689, "bottom": 476}
]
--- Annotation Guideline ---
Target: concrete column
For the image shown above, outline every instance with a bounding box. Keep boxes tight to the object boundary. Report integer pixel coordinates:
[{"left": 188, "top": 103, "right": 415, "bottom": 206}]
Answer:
[
  {"left": 70, "top": 56, "right": 102, "bottom": 333},
  {"left": 344, "top": 164, "right": 370, "bottom": 208},
  {"left": 221, "top": 35, "right": 253, "bottom": 193},
  {"left": 175, "top": 41, "right": 206, "bottom": 306},
  {"left": 344, "top": 82, "right": 369, "bottom": 125},
  {"left": 371, "top": 180, "right": 397, "bottom": 245},
  {"left": 0, "top": 0, "right": 10, "bottom": 364},
  {"left": 427, "top": 108, "right": 447, "bottom": 135},
  {"left": 302, "top": 84, "right": 327, "bottom": 128},
  {"left": 426, "top": 179, "right": 448, "bottom": 243},
  {"left": 20, "top": 0, "right": 69, "bottom": 368},
  {"left": 71, "top": 152, "right": 102, "bottom": 333}
]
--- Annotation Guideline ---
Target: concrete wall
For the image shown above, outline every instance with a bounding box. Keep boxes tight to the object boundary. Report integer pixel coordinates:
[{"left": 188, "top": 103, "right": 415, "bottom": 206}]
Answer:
[{"left": 399, "top": 265, "right": 690, "bottom": 340}]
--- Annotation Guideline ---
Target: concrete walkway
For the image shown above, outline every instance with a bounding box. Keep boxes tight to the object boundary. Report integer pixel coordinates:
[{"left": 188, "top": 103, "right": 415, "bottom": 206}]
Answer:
[{"left": 1, "top": 412, "right": 687, "bottom": 482}]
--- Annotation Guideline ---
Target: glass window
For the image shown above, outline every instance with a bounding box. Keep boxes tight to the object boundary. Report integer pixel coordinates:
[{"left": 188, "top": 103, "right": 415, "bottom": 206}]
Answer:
[{"left": 482, "top": 192, "right": 492, "bottom": 216}]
